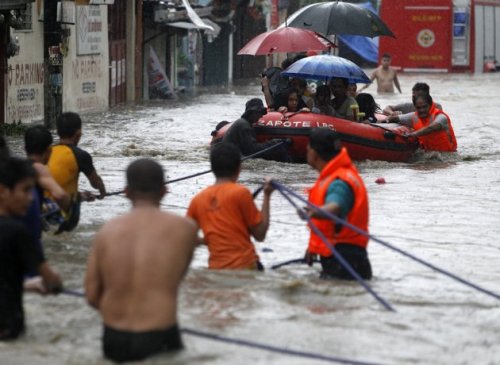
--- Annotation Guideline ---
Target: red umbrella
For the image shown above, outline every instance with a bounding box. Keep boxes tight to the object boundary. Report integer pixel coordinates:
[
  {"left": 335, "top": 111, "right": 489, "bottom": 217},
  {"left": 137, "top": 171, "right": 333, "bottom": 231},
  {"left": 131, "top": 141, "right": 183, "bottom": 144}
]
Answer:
[{"left": 237, "top": 27, "right": 333, "bottom": 56}]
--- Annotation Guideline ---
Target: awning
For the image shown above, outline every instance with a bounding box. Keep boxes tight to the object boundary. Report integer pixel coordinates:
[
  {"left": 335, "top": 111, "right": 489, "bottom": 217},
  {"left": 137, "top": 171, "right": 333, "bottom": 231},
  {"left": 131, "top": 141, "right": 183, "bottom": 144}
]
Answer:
[
  {"left": 0, "top": 0, "right": 34, "bottom": 10},
  {"left": 167, "top": 0, "right": 220, "bottom": 38},
  {"left": 168, "top": 18, "right": 221, "bottom": 38}
]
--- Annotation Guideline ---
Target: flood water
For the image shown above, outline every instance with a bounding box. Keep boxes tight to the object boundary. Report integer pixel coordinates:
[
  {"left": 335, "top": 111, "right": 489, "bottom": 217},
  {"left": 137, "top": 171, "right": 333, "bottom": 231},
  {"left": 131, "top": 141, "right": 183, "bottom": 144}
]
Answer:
[{"left": 1, "top": 71, "right": 500, "bottom": 365}]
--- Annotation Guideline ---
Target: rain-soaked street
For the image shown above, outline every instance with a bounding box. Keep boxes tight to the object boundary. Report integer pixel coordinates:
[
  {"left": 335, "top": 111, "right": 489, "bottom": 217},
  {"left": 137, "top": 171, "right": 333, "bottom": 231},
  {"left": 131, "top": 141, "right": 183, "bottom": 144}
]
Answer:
[{"left": 1, "top": 71, "right": 500, "bottom": 364}]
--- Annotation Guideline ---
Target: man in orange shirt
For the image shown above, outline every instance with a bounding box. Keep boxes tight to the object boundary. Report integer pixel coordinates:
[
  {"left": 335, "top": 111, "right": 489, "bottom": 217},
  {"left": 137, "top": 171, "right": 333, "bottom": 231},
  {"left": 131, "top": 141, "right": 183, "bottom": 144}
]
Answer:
[{"left": 187, "top": 143, "right": 274, "bottom": 270}]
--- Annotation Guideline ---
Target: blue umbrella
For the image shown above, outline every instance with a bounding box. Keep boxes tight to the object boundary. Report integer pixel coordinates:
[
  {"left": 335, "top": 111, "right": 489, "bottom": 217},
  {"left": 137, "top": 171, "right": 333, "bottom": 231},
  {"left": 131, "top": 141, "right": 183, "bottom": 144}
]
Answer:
[{"left": 281, "top": 54, "right": 370, "bottom": 83}]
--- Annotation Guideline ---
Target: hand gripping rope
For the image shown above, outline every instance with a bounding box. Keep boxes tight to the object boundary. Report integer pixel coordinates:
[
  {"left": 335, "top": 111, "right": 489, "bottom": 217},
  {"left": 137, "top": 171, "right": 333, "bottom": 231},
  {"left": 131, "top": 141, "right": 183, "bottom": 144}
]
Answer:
[
  {"left": 271, "top": 180, "right": 500, "bottom": 304},
  {"left": 105, "top": 140, "right": 288, "bottom": 197}
]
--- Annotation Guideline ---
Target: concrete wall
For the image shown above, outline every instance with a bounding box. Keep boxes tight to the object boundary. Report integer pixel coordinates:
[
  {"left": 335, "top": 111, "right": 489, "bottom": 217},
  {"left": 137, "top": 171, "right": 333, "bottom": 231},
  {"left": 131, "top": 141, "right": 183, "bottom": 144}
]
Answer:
[
  {"left": 63, "top": 5, "right": 109, "bottom": 113},
  {"left": 6, "top": 5, "right": 44, "bottom": 124}
]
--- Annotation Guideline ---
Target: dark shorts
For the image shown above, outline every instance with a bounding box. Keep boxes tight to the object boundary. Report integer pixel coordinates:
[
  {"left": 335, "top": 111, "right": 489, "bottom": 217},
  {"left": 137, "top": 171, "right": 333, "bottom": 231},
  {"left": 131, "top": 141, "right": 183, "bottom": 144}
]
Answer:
[
  {"left": 0, "top": 312, "right": 24, "bottom": 341},
  {"left": 103, "top": 324, "right": 183, "bottom": 363},
  {"left": 320, "top": 243, "right": 372, "bottom": 280}
]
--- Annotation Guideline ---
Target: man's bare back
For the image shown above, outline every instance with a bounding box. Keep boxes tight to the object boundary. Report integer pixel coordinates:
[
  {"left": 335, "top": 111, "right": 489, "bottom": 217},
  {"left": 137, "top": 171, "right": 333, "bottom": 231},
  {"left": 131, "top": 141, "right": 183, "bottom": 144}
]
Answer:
[{"left": 86, "top": 207, "right": 196, "bottom": 331}]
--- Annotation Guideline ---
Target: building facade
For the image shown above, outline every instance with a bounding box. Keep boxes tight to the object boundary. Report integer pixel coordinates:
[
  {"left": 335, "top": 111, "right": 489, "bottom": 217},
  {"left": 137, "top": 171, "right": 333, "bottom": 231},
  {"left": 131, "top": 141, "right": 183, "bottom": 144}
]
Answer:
[{"left": 1, "top": 0, "right": 271, "bottom": 125}]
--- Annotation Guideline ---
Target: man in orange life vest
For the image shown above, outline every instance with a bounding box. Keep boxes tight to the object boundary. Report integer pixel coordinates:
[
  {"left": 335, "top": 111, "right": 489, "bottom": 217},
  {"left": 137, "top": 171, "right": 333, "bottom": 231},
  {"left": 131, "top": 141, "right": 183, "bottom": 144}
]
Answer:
[
  {"left": 301, "top": 128, "right": 372, "bottom": 280},
  {"left": 389, "top": 93, "right": 457, "bottom": 152}
]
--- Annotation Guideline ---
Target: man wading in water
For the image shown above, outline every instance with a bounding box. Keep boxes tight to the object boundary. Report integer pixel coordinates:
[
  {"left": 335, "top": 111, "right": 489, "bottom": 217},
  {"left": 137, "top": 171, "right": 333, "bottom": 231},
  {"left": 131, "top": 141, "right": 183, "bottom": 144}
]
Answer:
[{"left": 85, "top": 158, "right": 197, "bottom": 363}]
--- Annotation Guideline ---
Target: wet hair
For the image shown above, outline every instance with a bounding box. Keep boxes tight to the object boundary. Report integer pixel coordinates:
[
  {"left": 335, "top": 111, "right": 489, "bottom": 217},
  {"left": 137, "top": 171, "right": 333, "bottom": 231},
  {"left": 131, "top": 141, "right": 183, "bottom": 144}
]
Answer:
[
  {"left": 24, "top": 125, "right": 53, "bottom": 155},
  {"left": 126, "top": 158, "right": 165, "bottom": 196},
  {"left": 413, "top": 93, "right": 433, "bottom": 106},
  {"left": 211, "top": 121, "right": 230, "bottom": 137},
  {"left": 356, "top": 93, "right": 380, "bottom": 118},
  {"left": 412, "top": 82, "right": 430, "bottom": 94},
  {"left": 290, "top": 78, "right": 307, "bottom": 92},
  {"left": 0, "top": 135, "right": 9, "bottom": 161},
  {"left": 329, "top": 77, "right": 349, "bottom": 89},
  {"left": 281, "top": 58, "right": 292, "bottom": 70},
  {"left": 210, "top": 143, "right": 241, "bottom": 178},
  {"left": 309, "top": 128, "right": 342, "bottom": 161},
  {"left": 57, "top": 112, "right": 82, "bottom": 138},
  {"left": 0, "top": 157, "right": 36, "bottom": 189},
  {"left": 315, "top": 85, "right": 331, "bottom": 99},
  {"left": 292, "top": 54, "right": 307, "bottom": 64}
]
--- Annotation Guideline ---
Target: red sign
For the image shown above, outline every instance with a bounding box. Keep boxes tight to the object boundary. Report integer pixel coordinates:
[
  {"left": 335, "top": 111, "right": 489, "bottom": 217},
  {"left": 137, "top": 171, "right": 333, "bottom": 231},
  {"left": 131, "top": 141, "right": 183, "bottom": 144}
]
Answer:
[{"left": 380, "top": 0, "right": 452, "bottom": 71}]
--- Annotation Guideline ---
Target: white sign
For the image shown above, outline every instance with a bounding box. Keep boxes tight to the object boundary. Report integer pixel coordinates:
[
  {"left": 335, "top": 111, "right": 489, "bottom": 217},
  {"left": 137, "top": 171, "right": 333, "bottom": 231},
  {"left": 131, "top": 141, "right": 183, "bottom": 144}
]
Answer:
[
  {"left": 57, "top": 2, "right": 76, "bottom": 24},
  {"left": 90, "top": 0, "right": 115, "bottom": 4},
  {"left": 77, "top": 6, "right": 103, "bottom": 55}
]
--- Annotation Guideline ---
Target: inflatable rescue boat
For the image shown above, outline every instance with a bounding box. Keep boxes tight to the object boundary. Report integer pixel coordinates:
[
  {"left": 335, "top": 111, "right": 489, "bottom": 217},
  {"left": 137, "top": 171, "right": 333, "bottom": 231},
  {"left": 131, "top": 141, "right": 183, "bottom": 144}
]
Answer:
[{"left": 212, "top": 111, "right": 418, "bottom": 163}]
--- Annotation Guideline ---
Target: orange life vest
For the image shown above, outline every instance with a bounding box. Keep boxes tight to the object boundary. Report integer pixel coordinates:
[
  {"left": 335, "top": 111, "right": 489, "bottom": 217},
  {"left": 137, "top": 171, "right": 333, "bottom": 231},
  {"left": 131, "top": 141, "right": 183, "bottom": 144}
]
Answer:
[
  {"left": 413, "top": 103, "right": 457, "bottom": 152},
  {"left": 307, "top": 147, "right": 369, "bottom": 257}
]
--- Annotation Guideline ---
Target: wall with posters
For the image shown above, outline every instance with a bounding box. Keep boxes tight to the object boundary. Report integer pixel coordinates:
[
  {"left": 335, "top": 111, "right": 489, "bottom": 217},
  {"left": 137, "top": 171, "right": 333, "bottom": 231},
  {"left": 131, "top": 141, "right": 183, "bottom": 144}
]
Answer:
[
  {"left": 63, "top": 5, "right": 109, "bottom": 112},
  {"left": 6, "top": 4, "right": 45, "bottom": 124}
]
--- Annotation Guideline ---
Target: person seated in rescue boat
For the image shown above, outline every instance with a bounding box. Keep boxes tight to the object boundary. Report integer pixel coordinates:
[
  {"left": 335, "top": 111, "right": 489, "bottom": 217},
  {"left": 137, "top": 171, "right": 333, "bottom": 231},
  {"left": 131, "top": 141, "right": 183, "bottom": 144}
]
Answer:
[
  {"left": 347, "top": 82, "right": 358, "bottom": 98},
  {"left": 275, "top": 87, "right": 311, "bottom": 114},
  {"left": 356, "top": 93, "right": 381, "bottom": 123},
  {"left": 261, "top": 58, "right": 293, "bottom": 109},
  {"left": 329, "top": 77, "right": 359, "bottom": 121},
  {"left": 311, "top": 85, "right": 336, "bottom": 117},
  {"left": 387, "top": 93, "right": 457, "bottom": 152}
]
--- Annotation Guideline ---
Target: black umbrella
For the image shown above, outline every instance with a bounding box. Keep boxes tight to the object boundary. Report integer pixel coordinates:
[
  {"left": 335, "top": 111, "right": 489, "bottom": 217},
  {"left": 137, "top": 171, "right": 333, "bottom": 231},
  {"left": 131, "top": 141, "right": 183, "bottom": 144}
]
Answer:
[{"left": 286, "top": 1, "right": 395, "bottom": 38}]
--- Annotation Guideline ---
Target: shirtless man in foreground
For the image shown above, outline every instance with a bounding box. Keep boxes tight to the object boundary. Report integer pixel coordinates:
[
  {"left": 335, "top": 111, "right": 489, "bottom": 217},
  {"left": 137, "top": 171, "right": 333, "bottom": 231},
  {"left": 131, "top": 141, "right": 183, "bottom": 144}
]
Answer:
[
  {"left": 359, "top": 53, "right": 402, "bottom": 94},
  {"left": 85, "top": 158, "right": 197, "bottom": 363}
]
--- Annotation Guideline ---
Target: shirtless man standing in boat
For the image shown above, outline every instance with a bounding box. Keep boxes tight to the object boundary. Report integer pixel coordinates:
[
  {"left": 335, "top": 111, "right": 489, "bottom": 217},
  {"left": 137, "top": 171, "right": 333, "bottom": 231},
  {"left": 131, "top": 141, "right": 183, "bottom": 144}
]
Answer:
[
  {"left": 359, "top": 53, "right": 402, "bottom": 94},
  {"left": 85, "top": 158, "right": 197, "bottom": 363}
]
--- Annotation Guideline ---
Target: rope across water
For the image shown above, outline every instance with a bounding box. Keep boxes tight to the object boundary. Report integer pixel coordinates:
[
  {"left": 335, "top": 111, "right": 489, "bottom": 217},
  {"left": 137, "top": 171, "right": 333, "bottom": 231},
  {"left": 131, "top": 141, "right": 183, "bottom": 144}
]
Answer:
[
  {"left": 60, "top": 289, "right": 380, "bottom": 365},
  {"left": 271, "top": 180, "right": 500, "bottom": 302},
  {"left": 105, "top": 141, "right": 288, "bottom": 197}
]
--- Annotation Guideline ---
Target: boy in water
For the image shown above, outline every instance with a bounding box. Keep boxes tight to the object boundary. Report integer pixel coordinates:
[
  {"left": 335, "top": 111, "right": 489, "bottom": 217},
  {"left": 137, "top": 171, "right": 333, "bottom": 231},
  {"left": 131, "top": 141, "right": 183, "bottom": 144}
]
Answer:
[
  {"left": 21, "top": 126, "right": 71, "bottom": 290},
  {"left": 48, "top": 112, "right": 106, "bottom": 233},
  {"left": 0, "top": 155, "right": 63, "bottom": 340},
  {"left": 359, "top": 53, "right": 402, "bottom": 94},
  {"left": 85, "top": 158, "right": 197, "bottom": 363},
  {"left": 187, "top": 143, "right": 274, "bottom": 270}
]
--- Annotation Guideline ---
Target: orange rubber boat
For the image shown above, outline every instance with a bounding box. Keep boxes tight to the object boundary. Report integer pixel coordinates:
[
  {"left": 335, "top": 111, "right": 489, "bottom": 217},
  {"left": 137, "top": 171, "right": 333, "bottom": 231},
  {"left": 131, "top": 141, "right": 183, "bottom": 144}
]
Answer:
[{"left": 213, "top": 111, "right": 418, "bottom": 163}]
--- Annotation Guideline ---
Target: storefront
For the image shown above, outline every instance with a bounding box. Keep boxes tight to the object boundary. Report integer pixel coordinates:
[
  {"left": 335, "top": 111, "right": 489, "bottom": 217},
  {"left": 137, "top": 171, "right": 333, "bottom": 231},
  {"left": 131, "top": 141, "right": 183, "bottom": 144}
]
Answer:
[{"left": 1, "top": 0, "right": 35, "bottom": 125}]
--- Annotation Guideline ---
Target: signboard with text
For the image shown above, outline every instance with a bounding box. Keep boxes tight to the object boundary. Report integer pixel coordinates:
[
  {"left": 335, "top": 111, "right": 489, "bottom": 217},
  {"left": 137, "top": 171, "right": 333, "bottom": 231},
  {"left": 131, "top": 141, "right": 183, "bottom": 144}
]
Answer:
[{"left": 76, "top": 5, "right": 103, "bottom": 55}]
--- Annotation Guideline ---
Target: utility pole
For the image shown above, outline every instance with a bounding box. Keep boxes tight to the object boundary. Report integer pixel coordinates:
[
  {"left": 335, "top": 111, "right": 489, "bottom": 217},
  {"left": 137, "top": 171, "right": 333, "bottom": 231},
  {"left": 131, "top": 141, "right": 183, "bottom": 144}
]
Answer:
[{"left": 0, "top": 17, "right": 7, "bottom": 125}]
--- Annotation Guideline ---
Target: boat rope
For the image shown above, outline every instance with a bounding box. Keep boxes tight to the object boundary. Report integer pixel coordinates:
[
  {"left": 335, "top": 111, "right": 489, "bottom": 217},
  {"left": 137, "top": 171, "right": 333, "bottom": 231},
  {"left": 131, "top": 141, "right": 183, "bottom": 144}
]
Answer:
[
  {"left": 181, "top": 328, "right": 382, "bottom": 365},
  {"left": 270, "top": 257, "right": 319, "bottom": 270},
  {"left": 368, "top": 123, "right": 408, "bottom": 139},
  {"left": 105, "top": 141, "right": 287, "bottom": 197},
  {"left": 272, "top": 181, "right": 395, "bottom": 312},
  {"left": 272, "top": 181, "right": 500, "bottom": 302},
  {"left": 60, "top": 289, "right": 380, "bottom": 365}
]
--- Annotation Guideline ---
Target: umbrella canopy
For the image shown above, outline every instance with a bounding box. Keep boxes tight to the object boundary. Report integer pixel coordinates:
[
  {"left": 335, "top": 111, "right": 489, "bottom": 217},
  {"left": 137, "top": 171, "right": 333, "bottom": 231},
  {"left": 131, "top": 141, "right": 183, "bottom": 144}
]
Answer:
[
  {"left": 237, "top": 27, "right": 332, "bottom": 56},
  {"left": 285, "top": 1, "right": 394, "bottom": 38},
  {"left": 281, "top": 54, "right": 370, "bottom": 83}
]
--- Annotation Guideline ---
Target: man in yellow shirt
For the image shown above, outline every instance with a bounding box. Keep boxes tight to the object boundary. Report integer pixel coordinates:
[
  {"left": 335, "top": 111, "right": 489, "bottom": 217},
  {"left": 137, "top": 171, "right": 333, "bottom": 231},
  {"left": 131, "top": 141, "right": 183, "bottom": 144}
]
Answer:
[{"left": 48, "top": 112, "right": 106, "bottom": 232}]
